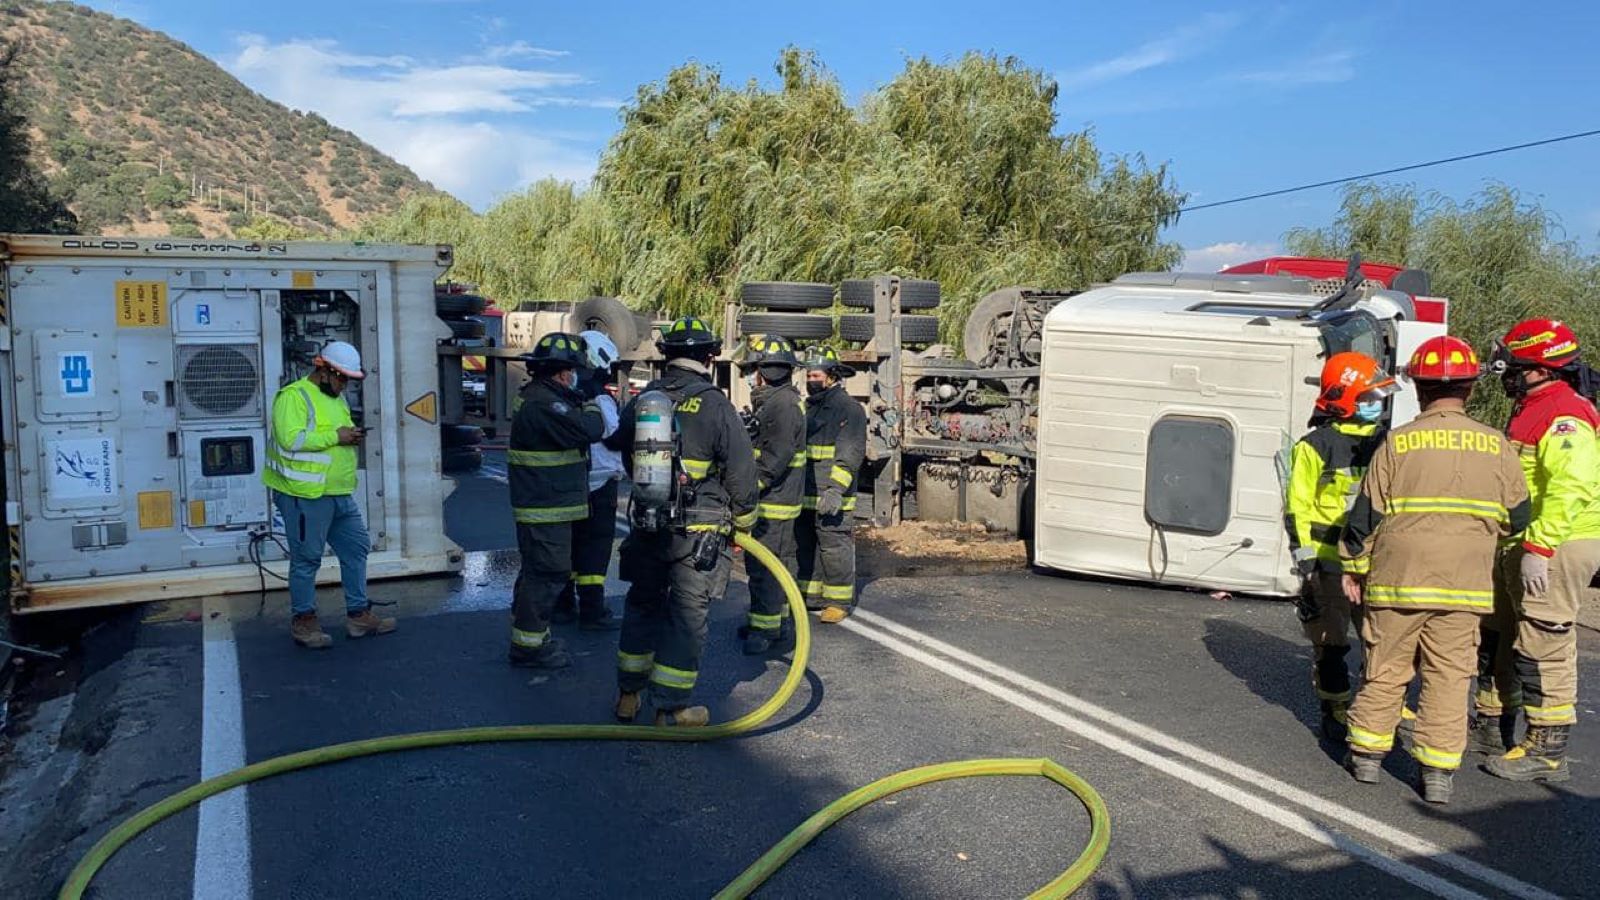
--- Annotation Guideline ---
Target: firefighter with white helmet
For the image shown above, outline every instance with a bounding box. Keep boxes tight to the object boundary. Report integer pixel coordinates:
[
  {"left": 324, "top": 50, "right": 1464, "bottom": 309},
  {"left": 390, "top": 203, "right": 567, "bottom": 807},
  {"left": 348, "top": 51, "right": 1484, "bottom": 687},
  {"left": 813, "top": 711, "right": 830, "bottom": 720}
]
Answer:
[
  {"left": 1340, "top": 336, "right": 1531, "bottom": 804},
  {"left": 1474, "top": 318, "right": 1600, "bottom": 781},
  {"left": 550, "top": 330, "right": 627, "bottom": 630},
  {"left": 263, "top": 340, "right": 396, "bottom": 649}
]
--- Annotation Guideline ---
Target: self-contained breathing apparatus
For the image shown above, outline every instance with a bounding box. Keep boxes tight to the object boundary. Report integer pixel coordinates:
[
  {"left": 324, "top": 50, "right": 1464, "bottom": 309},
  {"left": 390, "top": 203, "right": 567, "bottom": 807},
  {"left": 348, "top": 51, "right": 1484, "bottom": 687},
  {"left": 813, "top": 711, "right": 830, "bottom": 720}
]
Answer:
[{"left": 629, "top": 385, "right": 729, "bottom": 571}]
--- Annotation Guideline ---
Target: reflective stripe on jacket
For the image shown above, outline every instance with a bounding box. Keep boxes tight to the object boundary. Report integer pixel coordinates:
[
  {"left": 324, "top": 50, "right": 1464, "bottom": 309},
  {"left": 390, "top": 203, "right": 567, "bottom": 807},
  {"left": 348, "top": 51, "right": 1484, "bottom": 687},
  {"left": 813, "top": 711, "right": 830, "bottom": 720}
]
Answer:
[
  {"left": 751, "top": 381, "right": 807, "bottom": 520},
  {"left": 510, "top": 377, "right": 604, "bottom": 526},
  {"left": 1284, "top": 420, "right": 1382, "bottom": 571},
  {"left": 263, "top": 377, "right": 356, "bottom": 499},
  {"left": 803, "top": 383, "right": 867, "bottom": 508},
  {"left": 1507, "top": 380, "right": 1600, "bottom": 556},
  {"left": 1342, "top": 407, "right": 1532, "bottom": 613}
]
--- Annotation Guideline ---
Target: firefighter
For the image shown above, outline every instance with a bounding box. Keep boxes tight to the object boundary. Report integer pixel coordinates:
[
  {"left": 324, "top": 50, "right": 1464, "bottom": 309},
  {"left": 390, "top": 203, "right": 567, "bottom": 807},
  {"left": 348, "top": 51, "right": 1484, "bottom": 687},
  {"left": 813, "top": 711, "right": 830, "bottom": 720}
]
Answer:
[
  {"left": 608, "top": 316, "right": 759, "bottom": 726},
  {"left": 735, "top": 335, "right": 807, "bottom": 655},
  {"left": 264, "top": 340, "right": 396, "bottom": 649},
  {"left": 1341, "top": 336, "right": 1531, "bottom": 804},
  {"left": 1284, "top": 352, "right": 1396, "bottom": 737},
  {"left": 550, "top": 330, "right": 627, "bottom": 631},
  {"left": 506, "top": 332, "right": 606, "bottom": 669},
  {"left": 797, "top": 346, "right": 867, "bottom": 624},
  {"left": 1474, "top": 318, "right": 1600, "bottom": 781}
]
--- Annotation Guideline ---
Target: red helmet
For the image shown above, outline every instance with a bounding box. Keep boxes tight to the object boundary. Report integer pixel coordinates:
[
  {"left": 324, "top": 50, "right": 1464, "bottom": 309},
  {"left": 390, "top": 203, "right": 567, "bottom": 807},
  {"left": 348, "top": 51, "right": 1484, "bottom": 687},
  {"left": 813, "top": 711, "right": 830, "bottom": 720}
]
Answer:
[
  {"left": 1497, "top": 318, "right": 1580, "bottom": 370},
  {"left": 1317, "top": 352, "right": 1397, "bottom": 418},
  {"left": 1406, "top": 336, "right": 1481, "bottom": 382}
]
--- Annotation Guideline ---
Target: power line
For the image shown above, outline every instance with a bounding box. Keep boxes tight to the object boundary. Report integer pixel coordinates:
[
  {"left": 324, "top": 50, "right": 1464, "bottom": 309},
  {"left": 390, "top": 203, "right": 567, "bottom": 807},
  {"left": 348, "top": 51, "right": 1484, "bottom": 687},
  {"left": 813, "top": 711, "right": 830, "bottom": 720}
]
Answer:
[{"left": 1177, "top": 126, "right": 1600, "bottom": 216}]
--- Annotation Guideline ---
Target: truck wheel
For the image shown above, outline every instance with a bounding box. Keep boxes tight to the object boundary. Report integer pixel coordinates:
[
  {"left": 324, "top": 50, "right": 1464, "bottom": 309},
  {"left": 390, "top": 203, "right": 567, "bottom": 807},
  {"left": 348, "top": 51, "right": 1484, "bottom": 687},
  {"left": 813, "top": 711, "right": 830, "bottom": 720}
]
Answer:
[
  {"left": 570, "top": 296, "right": 639, "bottom": 353},
  {"left": 839, "top": 314, "right": 939, "bottom": 344},
  {"left": 442, "top": 447, "right": 483, "bottom": 474},
  {"left": 435, "top": 293, "right": 488, "bottom": 318},
  {"left": 740, "top": 281, "right": 834, "bottom": 310},
  {"left": 447, "top": 318, "right": 486, "bottom": 340},
  {"left": 738, "top": 312, "right": 835, "bottom": 341},
  {"left": 841, "top": 278, "right": 940, "bottom": 309},
  {"left": 963, "top": 286, "right": 1031, "bottom": 364},
  {"left": 441, "top": 424, "right": 484, "bottom": 448}
]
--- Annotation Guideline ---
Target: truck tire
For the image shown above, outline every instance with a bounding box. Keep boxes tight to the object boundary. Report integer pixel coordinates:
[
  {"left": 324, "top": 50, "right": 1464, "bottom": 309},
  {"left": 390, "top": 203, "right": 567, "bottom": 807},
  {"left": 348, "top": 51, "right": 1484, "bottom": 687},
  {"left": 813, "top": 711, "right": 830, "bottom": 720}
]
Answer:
[
  {"left": 441, "top": 424, "right": 484, "bottom": 448},
  {"left": 740, "top": 281, "right": 834, "bottom": 310},
  {"left": 447, "top": 318, "right": 486, "bottom": 340},
  {"left": 435, "top": 293, "right": 488, "bottom": 318},
  {"left": 738, "top": 312, "right": 835, "bottom": 341},
  {"left": 442, "top": 447, "right": 483, "bottom": 474},
  {"left": 963, "top": 286, "right": 1031, "bottom": 364},
  {"left": 841, "top": 278, "right": 940, "bottom": 309},
  {"left": 839, "top": 314, "right": 939, "bottom": 344},
  {"left": 570, "top": 296, "right": 639, "bottom": 353}
]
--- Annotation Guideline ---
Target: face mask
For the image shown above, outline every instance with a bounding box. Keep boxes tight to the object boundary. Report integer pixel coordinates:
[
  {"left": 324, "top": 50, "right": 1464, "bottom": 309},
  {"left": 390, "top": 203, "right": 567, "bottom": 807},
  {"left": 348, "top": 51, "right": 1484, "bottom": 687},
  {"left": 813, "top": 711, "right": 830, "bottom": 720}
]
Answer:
[
  {"left": 1501, "top": 369, "right": 1529, "bottom": 398},
  {"left": 806, "top": 381, "right": 827, "bottom": 397},
  {"left": 1354, "top": 400, "right": 1383, "bottom": 422},
  {"left": 745, "top": 373, "right": 759, "bottom": 389}
]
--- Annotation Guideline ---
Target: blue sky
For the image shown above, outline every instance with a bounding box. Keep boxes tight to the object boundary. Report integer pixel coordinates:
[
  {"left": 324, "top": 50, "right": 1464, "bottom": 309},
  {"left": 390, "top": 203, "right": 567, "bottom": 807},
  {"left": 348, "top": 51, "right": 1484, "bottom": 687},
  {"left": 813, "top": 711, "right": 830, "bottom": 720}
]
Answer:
[{"left": 87, "top": 1, "right": 1600, "bottom": 269}]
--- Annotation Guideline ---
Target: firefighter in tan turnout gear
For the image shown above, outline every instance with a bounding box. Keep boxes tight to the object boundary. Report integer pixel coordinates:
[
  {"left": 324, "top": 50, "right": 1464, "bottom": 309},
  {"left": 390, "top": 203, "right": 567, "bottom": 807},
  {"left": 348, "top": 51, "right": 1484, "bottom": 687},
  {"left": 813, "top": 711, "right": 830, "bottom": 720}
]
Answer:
[
  {"left": 736, "top": 336, "right": 808, "bottom": 655},
  {"left": 1475, "top": 318, "right": 1600, "bottom": 781},
  {"left": 797, "top": 346, "right": 868, "bottom": 624},
  {"left": 1340, "top": 336, "right": 1531, "bottom": 804},
  {"left": 1283, "top": 352, "right": 1396, "bottom": 738}
]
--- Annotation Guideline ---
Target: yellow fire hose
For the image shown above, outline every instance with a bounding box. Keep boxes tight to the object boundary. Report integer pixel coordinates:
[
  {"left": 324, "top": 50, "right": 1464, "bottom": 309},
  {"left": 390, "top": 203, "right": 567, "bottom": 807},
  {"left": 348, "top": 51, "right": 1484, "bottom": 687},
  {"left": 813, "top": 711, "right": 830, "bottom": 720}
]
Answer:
[{"left": 59, "top": 534, "right": 1110, "bottom": 899}]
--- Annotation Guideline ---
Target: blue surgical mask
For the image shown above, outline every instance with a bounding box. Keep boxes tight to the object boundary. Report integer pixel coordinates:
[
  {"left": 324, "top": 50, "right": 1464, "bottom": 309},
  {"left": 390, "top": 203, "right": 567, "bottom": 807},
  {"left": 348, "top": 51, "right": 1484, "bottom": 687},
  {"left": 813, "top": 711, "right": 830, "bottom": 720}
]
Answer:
[{"left": 1355, "top": 400, "right": 1384, "bottom": 422}]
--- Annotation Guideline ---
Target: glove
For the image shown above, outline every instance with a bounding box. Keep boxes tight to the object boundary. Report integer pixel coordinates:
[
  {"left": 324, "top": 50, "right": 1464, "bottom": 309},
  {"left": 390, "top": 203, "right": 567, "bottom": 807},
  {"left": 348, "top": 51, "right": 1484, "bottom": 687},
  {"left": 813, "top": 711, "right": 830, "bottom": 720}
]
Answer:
[
  {"left": 1520, "top": 551, "right": 1550, "bottom": 597},
  {"left": 816, "top": 488, "right": 843, "bottom": 518},
  {"left": 1291, "top": 547, "right": 1317, "bottom": 581}
]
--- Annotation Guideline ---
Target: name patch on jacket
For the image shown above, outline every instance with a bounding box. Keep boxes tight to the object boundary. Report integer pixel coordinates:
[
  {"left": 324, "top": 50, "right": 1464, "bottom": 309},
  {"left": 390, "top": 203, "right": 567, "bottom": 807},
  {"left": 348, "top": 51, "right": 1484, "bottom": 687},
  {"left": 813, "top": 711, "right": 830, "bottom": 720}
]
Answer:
[{"left": 1394, "top": 429, "right": 1501, "bottom": 455}]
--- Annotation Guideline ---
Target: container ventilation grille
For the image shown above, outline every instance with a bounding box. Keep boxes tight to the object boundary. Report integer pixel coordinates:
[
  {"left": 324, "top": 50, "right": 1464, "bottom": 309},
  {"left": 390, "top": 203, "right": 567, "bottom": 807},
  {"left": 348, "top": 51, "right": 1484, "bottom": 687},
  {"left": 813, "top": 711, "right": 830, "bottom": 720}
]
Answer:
[{"left": 177, "top": 344, "right": 261, "bottom": 419}]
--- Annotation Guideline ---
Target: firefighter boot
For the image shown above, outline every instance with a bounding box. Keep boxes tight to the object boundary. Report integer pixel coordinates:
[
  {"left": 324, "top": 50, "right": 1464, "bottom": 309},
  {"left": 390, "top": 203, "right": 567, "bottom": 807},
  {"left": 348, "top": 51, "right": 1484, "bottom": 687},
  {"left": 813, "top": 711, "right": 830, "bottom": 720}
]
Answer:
[
  {"left": 615, "top": 691, "right": 644, "bottom": 723},
  {"left": 1418, "top": 766, "right": 1454, "bottom": 805},
  {"left": 1344, "top": 751, "right": 1383, "bottom": 784},
  {"left": 654, "top": 706, "right": 710, "bottom": 727},
  {"left": 1467, "top": 714, "right": 1510, "bottom": 756},
  {"left": 1319, "top": 701, "right": 1349, "bottom": 740},
  {"left": 1486, "top": 725, "right": 1572, "bottom": 783},
  {"left": 291, "top": 613, "right": 332, "bottom": 650},
  {"left": 743, "top": 629, "right": 779, "bottom": 656},
  {"left": 508, "top": 639, "right": 572, "bottom": 670},
  {"left": 550, "top": 583, "right": 578, "bottom": 625},
  {"left": 818, "top": 606, "right": 850, "bottom": 624},
  {"left": 346, "top": 607, "right": 397, "bottom": 639}
]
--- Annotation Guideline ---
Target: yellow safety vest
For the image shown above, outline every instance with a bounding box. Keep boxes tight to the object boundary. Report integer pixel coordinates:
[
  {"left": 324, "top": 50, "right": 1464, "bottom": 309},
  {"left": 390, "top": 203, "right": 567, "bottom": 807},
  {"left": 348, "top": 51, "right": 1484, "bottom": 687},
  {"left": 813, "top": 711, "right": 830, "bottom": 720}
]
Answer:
[{"left": 262, "top": 377, "right": 357, "bottom": 499}]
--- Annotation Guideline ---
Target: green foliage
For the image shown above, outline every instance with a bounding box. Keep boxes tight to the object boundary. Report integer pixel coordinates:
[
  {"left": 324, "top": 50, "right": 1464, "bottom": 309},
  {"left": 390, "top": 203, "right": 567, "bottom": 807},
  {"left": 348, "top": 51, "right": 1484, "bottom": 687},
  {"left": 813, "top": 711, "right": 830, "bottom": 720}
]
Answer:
[
  {"left": 1287, "top": 182, "right": 1600, "bottom": 422},
  {"left": 0, "top": 43, "right": 72, "bottom": 231},
  {"left": 233, "top": 215, "right": 313, "bottom": 241},
  {"left": 164, "top": 210, "right": 201, "bottom": 238},
  {"left": 355, "top": 49, "right": 1183, "bottom": 332}
]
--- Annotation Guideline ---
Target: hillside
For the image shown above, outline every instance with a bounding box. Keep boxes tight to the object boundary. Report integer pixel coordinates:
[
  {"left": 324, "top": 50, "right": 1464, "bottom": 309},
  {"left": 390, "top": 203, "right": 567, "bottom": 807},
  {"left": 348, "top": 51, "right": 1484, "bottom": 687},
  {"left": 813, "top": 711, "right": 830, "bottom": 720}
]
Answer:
[{"left": 0, "top": 0, "right": 435, "bottom": 236}]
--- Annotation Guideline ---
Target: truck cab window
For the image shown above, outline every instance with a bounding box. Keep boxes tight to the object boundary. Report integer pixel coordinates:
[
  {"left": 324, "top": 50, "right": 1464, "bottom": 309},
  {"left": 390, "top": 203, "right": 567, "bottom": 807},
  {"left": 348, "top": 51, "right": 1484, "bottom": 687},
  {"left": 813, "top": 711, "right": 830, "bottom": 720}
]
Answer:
[
  {"left": 1144, "top": 416, "right": 1235, "bottom": 536},
  {"left": 1317, "top": 310, "right": 1391, "bottom": 367}
]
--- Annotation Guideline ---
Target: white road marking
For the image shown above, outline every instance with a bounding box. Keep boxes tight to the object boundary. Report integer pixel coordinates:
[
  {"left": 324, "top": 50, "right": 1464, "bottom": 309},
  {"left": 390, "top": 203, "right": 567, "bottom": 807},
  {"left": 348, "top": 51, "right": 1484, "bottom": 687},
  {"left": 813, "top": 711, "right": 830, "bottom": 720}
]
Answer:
[
  {"left": 844, "top": 611, "right": 1560, "bottom": 900},
  {"left": 194, "top": 597, "right": 252, "bottom": 900}
]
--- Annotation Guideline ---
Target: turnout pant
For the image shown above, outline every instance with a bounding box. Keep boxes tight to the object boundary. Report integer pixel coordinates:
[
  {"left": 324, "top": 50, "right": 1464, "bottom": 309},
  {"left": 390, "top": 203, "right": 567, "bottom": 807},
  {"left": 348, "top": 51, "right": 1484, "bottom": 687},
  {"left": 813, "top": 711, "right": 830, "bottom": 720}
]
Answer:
[
  {"left": 556, "top": 479, "right": 620, "bottom": 619},
  {"left": 511, "top": 521, "right": 572, "bottom": 650},
  {"left": 746, "top": 516, "right": 798, "bottom": 635},
  {"left": 274, "top": 491, "right": 369, "bottom": 616},
  {"left": 1477, "top": 540, "right": 1600, "bottom": 726},
  {"left": 1297, "top": 570, "right": 1359, "bottom": 705},
  {"left": 1347, "top": 607, "right": 1481, "bottom": 771},
  {"left": 616, "top": 528, "right": 732, "bottom": 709},
  {"left": 796, "top": 509, "right": 856, "bottom": 611}
]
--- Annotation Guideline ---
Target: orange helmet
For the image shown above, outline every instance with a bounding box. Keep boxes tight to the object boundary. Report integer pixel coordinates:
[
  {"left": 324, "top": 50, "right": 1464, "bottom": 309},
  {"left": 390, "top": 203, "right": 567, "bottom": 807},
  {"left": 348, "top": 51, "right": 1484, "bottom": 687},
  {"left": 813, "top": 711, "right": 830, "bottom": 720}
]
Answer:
[
  {"left": 1494, "top": 318, "right": 1580, "bottom": 371},
  {"left": 1406, "top": 336, "right": 1481, "bottom": 383},
  {"left": 1317, "top": 352, "right": 1397, "bottom": 418}
]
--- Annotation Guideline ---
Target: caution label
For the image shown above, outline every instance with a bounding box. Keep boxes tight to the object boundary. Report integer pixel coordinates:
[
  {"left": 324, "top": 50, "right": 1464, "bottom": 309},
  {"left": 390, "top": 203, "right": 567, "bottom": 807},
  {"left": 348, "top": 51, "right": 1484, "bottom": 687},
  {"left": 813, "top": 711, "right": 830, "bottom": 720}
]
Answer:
[
  {"left": 116, "top": 281, "right": 168, "bottom": 328},
  {"left": 137, "top": 490, "right": 174, "bottom": 530},
  {"left": 292, "top": 270, "right": 316, "bottom": 289},
  {"left": 405, "top": 391, "right": 438, "bottom": 424}
]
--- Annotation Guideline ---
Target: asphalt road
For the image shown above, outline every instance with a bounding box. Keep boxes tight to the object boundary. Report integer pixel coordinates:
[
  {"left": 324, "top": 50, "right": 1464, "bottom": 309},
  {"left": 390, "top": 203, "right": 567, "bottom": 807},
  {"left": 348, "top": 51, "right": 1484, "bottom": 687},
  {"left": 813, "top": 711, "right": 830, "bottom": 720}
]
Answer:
[{"left": 1, "top": 459, "right": 1596, "bottom": 899}]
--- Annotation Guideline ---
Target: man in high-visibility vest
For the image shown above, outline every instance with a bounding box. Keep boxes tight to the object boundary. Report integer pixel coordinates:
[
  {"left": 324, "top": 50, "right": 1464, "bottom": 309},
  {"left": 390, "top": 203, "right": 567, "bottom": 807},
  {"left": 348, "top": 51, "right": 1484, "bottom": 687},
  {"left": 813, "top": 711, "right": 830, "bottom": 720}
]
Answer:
[
  {"left": 263, "top": 340, "right": 395, "bottom": 649},
  {"left": 1475, "top": 318, "right": 1600, "bottom": 781},
  {"left": 506, "top": 332, "right": 606, "bottom": 669}
]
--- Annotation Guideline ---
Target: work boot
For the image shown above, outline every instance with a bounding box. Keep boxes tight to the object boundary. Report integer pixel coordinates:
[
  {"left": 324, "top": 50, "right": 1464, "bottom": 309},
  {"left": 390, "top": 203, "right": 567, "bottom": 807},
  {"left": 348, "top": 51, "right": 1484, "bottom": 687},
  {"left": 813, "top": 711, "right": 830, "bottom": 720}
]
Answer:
[
  {"left": 1319, "top": 701, "right": 1349, "bottom": 740},
  {"left": 291, "top": 613, "right": 332, "bottom": 650},
  {"left": 818, "top": 606, "right": 850, "bottom": 624},
  {"left": 615, "top": 691, "right": 645, "bottom": 723},
  {"left": 1395, "top": 706, "right": 1417, "bottom": 749},
  {"left": 578, "top": 608, "right": 622, "bottom": 632},
  {"left": 654, "top": 706, "right": 710, "bottom": 727},
  {"left": 743, "top": 629, "right": 779, "bottom": 656},
  {"left": 1486, "top": 725, "right": 1571, "bottom": 783},
  {"left": 1344, "top": 750, "right": 1383, "bottom": 784},
  {"left": 508, "top": 640, "right": 572, "bottom": 670},
  {"left": 346, "top": 607, "right": 397, "bottom": 639},
  {"left": 549, "top": 604, "right": 578, "bottom": 626},
  {"left": 1418, "top": 766, "right": 1454, "bottom": 805},
  {"left": 1467, "top": 714, "right": 1510, "bottom": 756}
]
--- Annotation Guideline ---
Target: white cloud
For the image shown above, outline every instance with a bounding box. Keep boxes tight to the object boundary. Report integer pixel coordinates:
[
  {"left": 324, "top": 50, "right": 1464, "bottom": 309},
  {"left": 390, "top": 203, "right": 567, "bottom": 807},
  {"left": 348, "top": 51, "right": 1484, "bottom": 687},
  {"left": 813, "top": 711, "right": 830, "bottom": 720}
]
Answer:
[
  {"left": 225, "top": 35, "right": 616, "bottom": 208},
  {"left": 1180, "top": 241, "right": 1281, "bottom": 273},
  {"left": 485, "top": 41, "right": 570, "bottom": 61},
  {"left": 1058, "top": 13, "right": 1243, "bottom": 91},
  {"left": 1222, "top": 51, "right": 1356, "bottom": 87}
]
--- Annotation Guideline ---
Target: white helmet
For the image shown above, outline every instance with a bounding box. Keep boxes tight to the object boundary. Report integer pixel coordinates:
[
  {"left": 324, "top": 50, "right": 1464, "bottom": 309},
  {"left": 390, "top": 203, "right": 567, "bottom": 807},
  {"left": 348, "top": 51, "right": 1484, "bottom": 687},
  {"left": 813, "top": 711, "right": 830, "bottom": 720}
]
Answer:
[
  {"left": 315, "top": 340, "right": 365, "bottom": 380},
  {"left": 579, "top": 330, "right": 620, "bottom": 371}
]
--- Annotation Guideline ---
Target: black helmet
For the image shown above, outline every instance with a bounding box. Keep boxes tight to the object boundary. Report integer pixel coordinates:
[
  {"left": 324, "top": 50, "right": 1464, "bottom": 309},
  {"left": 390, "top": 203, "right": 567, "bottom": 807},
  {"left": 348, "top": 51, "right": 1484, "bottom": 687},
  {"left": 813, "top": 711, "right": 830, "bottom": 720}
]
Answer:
[
  {"left": 657, "top": 315, "right": 722, "bottom": 356},
  {"left": 803, "top": 344, "right": 855, "bottom": 378},
  {"left": 524, "top": 331, "right": 588, "bottom": 371},
  {"left": 736, "top": 334, "right": 799, "bottom": 371}
]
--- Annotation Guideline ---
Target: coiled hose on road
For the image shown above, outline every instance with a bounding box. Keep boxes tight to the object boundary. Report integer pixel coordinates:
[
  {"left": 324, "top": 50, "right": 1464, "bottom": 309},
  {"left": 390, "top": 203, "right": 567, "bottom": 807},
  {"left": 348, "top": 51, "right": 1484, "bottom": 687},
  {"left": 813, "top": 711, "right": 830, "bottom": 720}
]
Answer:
[{"left": 59, "top": 534, "right": 1110, "bottom": 899}]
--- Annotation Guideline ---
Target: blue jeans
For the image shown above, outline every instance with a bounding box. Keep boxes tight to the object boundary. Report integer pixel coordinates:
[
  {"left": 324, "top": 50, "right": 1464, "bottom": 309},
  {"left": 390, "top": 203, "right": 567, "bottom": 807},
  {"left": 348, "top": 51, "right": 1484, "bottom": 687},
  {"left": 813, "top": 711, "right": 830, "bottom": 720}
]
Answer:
[{"left": 274, "top": 492, "right": 369, "bottom": 615}]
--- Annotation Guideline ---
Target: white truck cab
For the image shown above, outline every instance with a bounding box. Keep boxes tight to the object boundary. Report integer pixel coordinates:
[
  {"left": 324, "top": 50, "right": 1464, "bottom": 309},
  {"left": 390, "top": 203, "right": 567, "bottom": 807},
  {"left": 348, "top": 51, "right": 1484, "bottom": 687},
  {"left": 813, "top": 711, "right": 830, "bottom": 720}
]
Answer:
[{"left": 1032, "top": 270, "right": 1446, "bottom": 596}]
